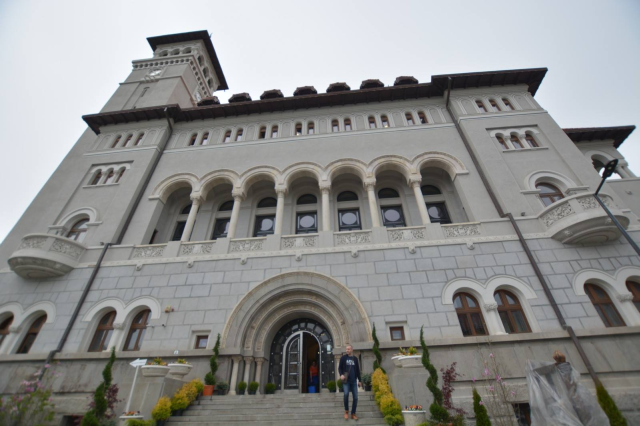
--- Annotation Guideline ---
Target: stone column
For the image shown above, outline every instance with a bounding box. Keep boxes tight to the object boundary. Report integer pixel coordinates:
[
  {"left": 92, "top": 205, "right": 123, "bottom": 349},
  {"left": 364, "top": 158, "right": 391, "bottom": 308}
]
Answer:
[
  {"left": 227, "top": 192, "right": 244, "bottom": 239},
  {"left": 364, "top": 180, "right": 381, "bottom": 227},
  {"left": 410, "top": 178, "right": 431, "bottom": 225},
  {"left": 228, "top": 355, "right": 242, "bottom": 395},
  {"left": 320, "top": 184, "right": 331, "bottom": 231},
  {"left": 484, "top": 303, "right": 507, "bottom": 335},
  {"left": 180, "top": 195, "right": 201, "bottom": 242},
  {"left": 334, "top": 354, "right": 342, "bottom": 396},
  {"left": 0, "top": 325, "right": 21, "bottom": 354},
  {"left": 243, "top": 356, "right": 254, "bottom": 386},
  {"left": 254, "top": 358, "right": 265, "bottom": 395},
  {"left": 274, "top": 188, "right": 287, "bottom": 235}
]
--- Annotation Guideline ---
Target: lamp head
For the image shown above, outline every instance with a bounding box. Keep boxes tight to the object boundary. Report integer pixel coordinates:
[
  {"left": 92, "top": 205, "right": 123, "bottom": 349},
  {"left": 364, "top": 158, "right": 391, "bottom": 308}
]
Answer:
[{"left": 602, "top": 159, "right": 619, "bottom": 179}]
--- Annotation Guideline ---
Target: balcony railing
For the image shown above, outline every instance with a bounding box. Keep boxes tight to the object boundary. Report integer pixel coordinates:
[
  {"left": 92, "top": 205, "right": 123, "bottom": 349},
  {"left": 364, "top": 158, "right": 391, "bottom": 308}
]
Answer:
[{"left": 8, "top": 234, "right": 86, "bottom": 278}]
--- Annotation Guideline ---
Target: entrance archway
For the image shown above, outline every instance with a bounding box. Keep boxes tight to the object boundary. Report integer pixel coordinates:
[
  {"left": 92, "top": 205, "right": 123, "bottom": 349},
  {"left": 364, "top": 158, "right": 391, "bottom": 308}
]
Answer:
[{"left": 268, "top": 318, "right": 334, "bottom": 393}]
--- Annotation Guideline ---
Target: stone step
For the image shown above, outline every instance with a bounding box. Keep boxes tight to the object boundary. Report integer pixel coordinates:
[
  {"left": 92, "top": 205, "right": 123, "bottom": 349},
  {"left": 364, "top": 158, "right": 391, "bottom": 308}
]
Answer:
[
  {"left": 167, "top": 418, "right": 386, "bottom": 426},
  {"left": 193, "top": 399, "right": 377, "bottom": 407},
  {"left": 195, "top": 394, "right": 374, "bottom": 405},
  {"left": 187, "top": 403, "right": 378, "bottom": 413},
  {"left": 169, "top": 410, "right": 382, "bottom": 421}
]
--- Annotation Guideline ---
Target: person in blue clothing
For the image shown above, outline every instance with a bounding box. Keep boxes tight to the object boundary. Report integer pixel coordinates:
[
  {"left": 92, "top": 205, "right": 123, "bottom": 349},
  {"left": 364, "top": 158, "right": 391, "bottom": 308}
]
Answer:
[{"left": 339, "top": 344, "right": 361, "bottom": 421}]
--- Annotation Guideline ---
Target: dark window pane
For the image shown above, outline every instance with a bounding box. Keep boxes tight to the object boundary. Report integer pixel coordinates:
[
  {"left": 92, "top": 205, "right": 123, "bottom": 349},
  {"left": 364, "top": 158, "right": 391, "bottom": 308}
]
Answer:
[
  {"left": 172, "top": 221, "right": 186, "bottom": 241},
  {"left": 378, "top": 188, "right": 400, "bottom": 199},
  {"left": 212, "top": 218, "right": 230, "bottom": 239},
  {"left": 258, "top": 197, "right": 277, "bottom": 208},
  {"left": 594, "top": 305, "right": 610, "bottom": 326},
  {"left": 426, "top": 203, "right": 451, "bottom": 224},
  {"left": 421, "top": 185, "right": 441, "bottom": 195},
  {"left": 453, "top": 295, "right": 462, "bottom": 309},
  {"left": 499, "top": 312, "right": 514, "bottom": 333},
  {"left": 296, "top": 213, "right": 317, "bottom": 234},
  {"left": 458, "top": 314, "right": 472, "bottom": 337},
  {"left": 494, "top": 293, "right": 503, "bottom": 305},
  {"left": 470, "top": 313, "right": 487, "bottom": 335},
  {"left": 126, "top": 330, "right": 140, "bottom": 350},
  {"left": 297, "top": 194, "right": 317, "bottom": 205},
  {"left": 219, "top": 201, "right": 234, "bottom": 211},
  {"left": 466, "top": 296, "right": 477, "bottom": 308},
  {"left": 254, "top": 215, "right": 275, "bottom": 237},
  {"left": 512, "top": 311, "right": 529, "bottom": 333},
  {"left": 338, "top": 209, "right": 361, "bottom": 231},
  {"left": 337, "top": 191, "right": 358, "bottom": 202},
  {"left": 505, "top": 293, "right": 517, "bottom": 305},
  {"left": 89, "top": 330, "right": 106, "bottom": 352},
  {"left": 18, "top": 334, "right": 36, "bottom": 354},
  {"left": 601, "top": 304, "right": 624, "bottom": 327},
  {"left": 381, "top": 206, "right": 405, "bottom": 228}
]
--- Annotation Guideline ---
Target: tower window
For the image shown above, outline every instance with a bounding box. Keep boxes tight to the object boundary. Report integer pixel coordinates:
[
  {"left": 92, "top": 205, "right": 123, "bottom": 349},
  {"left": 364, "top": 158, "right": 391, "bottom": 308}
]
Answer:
[
  {"left": 235, "top": 129, "right": 244, "bottom": 141},
  {"left": 104, "top": 170, "right": 116, "bottom": 185},
  {"left": 536, "top": 183, "right": 564, "bottom": 207},
  {"left": 368, "top": 116, "right": 377, "bottom": 129},
  {"left": 381, "top": 115, "right": 389, "bottom": 128},
  {"left": 525, "top": 134, "right": 538, "bottom": 148},
  {"left": 405, "top": 112, "right": 414, "bottom": 125},
  {"left": 271, "top": 126, "right": 279, "bottom": 138},
  {"left": 307, "top": 122, "right": 315, "bottom": 135},
  {"left": 115, "top": 169, "right": 126, "bottom": 183},
  {"left": 381, "top": 206, "right": 406, "bottom": 228},
  {"left": 201, "top": 132, "right": 210, "bottom": 145},
  {"left": 418, "top": 112, "right": 428, "bottom": 124},
  {"left": 489, "top": 100, "right": 501, "bottom": 112},
  {"left": 295, "top": 123, "right": 302, "bottom": 136},
  {"left": 338, "top": 209, "right": 362, "bottom": 231},
  {"left": 332, "top": 120, "right": 339, "bottom": 132},
  {"left": 259, "top": 127, "right": 266, "bottom": 139},
  {"left": 91, "top": 171, "right": 103, "bottom": 186},
  {"left": 585, "top": 284, "right": 625, "bottom": 327},
  {"left": 510, "top": 135, "right": 524, "bottom": 149},
  {"left": 223, "top": 131, "right": 232, "bottom": 143},
  {"left": 344, "top": 119, "right": 352, "bottom": 131},
  {"left": 189, "top": 134, "right": 198, "bottom": 146},
  {"left": 254, "top": 215, "right": 276, "bottom": 237},
  {"left": 111, "top": 135, "right": 121, "bottom": 148},
  {"left": 496, "top": 136, "right": 509, "bottom": 150},
  {"left": 502, "top": 98, "right": 513, "bottom": 110},
  {"left": 476, "top": 100, "right": 487, "bottom": 113},
  {"left": 134, "top": 133, "right": 144, "bottom": 146}
]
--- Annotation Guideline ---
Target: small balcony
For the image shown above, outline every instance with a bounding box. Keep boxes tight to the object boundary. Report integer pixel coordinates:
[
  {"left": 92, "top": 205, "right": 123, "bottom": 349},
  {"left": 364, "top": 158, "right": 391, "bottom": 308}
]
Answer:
[
  {"left": 8, "top": 234, "right": 86, "bottom": 278},
  {"left": 537, "top": 193, "right": 629, "bottom": 244}
]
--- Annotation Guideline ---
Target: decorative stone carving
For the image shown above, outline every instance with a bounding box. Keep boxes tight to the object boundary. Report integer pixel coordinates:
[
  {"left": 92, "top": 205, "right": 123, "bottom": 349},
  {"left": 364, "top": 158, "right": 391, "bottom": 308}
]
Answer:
[
  {"left": 295, "top": 253, "right": 303, "bottom": 262},
  {"left": 230, "top": 239, "right": 265, "bottom": 252},
  {"left": 240, "top": 256, "right": 248, "bottom": 265},
  {"left": 18, "top": 237, "right": 47, "bottom": 250},
  {"left": 51, "top": 240, "right": 83, "bottom": 259},
  {"left": 388, "top": 228, "right": 426, "bottom": 241},
  {"left": 8, "top": 325, "right": 22, "bottom": 333},
  {"left": 335, "top": 231, "right": 372, "bottom": 246},
  {"left": 113, "top": 322, "right": 124, "bottom": 330},
  {"left": 408, "top": 245, "right": 416, "bottom": 254},
  {"left": 281, "top": 236, "right": 318, "bottom": 249},
  {"left": 180, "top": 243, "right": 214, "bottom": 256},
  {"left": 350, "top": 249, "right": 359, "bottom": 258},
  {"left": 466, "top": 242, "right": 475, "bottom": 250},
  {"left": 540, "top": 203, "right": 574, "bottom": 227},
  {"left": 577, "top": 196, "right": 599, "bottom": 210},
  {"left": 442, "top": 223, "right": 481, "bottom": 238},
  {"left": 616, "top": 294, "right": 634, "bottom": 302},
  {"left": 484, "top": 303, "right": 498, "bottom": 311},
  {"left": 132, "top": 245, "right": 166, "bottom": 258},
  {"left": 187, "top": 260, "right": 194, "bottom": 268}
]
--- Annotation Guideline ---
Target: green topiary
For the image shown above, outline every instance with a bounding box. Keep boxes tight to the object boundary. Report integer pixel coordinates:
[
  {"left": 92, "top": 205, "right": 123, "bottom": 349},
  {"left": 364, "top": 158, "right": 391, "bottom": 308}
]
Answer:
[
  {"left": 80, "top": 411, "right": 99, "bottom": 426},
  {"left": 238, "top": 381, "right": 247, "bottom": 393},
  {"left": 420, "top": 326, "right": 449, "bottom": 423},
  {"left": 204, "top": 372, "right": 215, "bottom": 386},
  {"left": 81, "top": 347, "right": 117, "bottom": 426},
  {"left": 337, "top": 379, "right": 343, "bottom": 391},
  {"left": 204, "top": 334, "right": 221, "bottom": 386},
  {"left": 151, "top": 396, "right": 172, "bottom": 421},
  {"left": 248, "top": 381, "right": 259, "bottom": 393},
  {"left": 597, "top": 384, "right": 627, "bottom": 426},
  {"left": 265, "top": 383, "right": 276, "bottom": 394},
  {"left": 327, "top": 381, "right": 336, "bottom": 392},
  {"left": 472, "top": 388, "right": 491, "bottom": 426},
  {"left": 372, "top": 324, "right": 386, "bottom": 374}
]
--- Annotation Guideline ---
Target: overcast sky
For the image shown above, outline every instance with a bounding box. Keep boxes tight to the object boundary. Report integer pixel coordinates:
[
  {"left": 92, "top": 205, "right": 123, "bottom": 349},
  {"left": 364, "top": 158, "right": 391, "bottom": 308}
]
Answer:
[{"left": 0, "top": 0, "right": 638, "bottom": 244}]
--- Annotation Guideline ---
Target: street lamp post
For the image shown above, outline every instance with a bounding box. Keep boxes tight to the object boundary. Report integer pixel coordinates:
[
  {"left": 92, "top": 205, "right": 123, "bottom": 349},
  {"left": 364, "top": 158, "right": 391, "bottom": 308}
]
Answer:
[{"left": 594, "top": 159, "right": 640, "bottom": 256}]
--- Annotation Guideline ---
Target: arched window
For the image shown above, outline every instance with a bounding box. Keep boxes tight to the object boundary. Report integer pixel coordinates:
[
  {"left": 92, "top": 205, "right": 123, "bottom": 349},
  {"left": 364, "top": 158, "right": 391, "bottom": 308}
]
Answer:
[
  {"left": 134, "top": 133, "right": 145, "bottom": 146},
  {"left": 378, "top": 188, "right": 400, "bottom": 199},
  {"left": 258, "top": 197, "right": 278, "bottom": 208},
  {"left": 405, "top": 113, "right": 414, "bottom": 125},
  {"left": 368, "top": 116, "right": 377, "bottom": 129},
  {"left": 0, "top": 315, "right": 14, "bottom": 347},
  {"left": 496, "top": 136, "right": 509, "bottom": 150},
  {"left": 111, "top": 135, "right": 122, "bottom": 148},
  {"left": 171, "top": 48, "right": 180, "bottom": 56},
  {"left": 536, "top": 183, "right": 564, "bottom": 207},
  {"left": 344, "top": 119, "right": 352, "bottom": 131},
  {"left": 489, "top": 100, "right": 501, "bottom": 112},
  {"left": 295, "top": 123, "right": 303, "bottom": 136},
  {"left": 235, "top": 129, "right": 244, "bottom": 141},
  {"left": 17, "top": 314, "right": 47, "bottom": 354},
  {"left": 181, "top": 204, "right": 192, "bottom": 214},
  {"left": 337, "top": 191, "right": 358, "bottom": 202},
  {"left": 89, "top": 311, "right": 116, "bottom": 352},
  {"left": 171, "top": 204, "right": 192, "bottom": 241},
  {"left": 104, "top": 170, "right": 116, "bottom": 185},
  {"left": 124, "top": 134, "right": 134, "bottom": 147},
  {"left": 627, "top": 281, "right": 640, "bottom": 312},
  {"left": 115, "top": 169, "right": 126, "bottom": 183},
  {"left": 124, "top": 309, "right": 150, "bottom": 351},
  {"left": 421, "top": 185, "right": 441, "bottom": 195},
  {"left": 271, "top": 126, "right": 279, "bottom": 138},
  {"left": 201, "top": 132, "right": 210, "bottom": 145},
  {"left": 297, "top": 194, "right": 317, "bottom": 205},
  {"left": 159, "top": 50, "right": 168, "bottom": 57},
  {"left": 502, "top": 98, "right": 513, "bottom": 110},
  {"left": 454, "top": 293, "right": 487, "bottom": 336},
  {"left": 525, "top": 134, "right": 538, "bottom": 148},
  {"left": 211, "top": 200, "right": 234, "bottom": 240},
  {"left": 219, "top": 200, "right": 234, "bottom": 211},
  {"left": 203, "top": 68, "right": 209, "bottom": 77},
  {"left": 476, "top": 100, "right": 487, "bottom": 113},
  {"left": 494, "top": 290, "right": 531, "bottom": 333},
  {"left": 189, "top": 134, "right": 198, "bottom": 146},
  {"left": 197, "top": 55, "right": 203, "bottom": 66},
  {"left": 91, "top": 171, "right": 103, "bottom": 186},
  {"left": 67, "top": 219, "right": 89, "bottom": 242},
  {"left": 510, "top": 135, "right": 524, "bottom": 149},
  {"left": 307, "top": 122, "right": 315, "bottom": 135},
  {"left": 585, "top": 284, "right": 625, "bottom": 327},
  {"left": 258, "top": 127, "right": 266, "bottom": 139},
  {"left": 332, "top": 120, "right": 339, "bottom": 133},
  {"left": 418, "top": 112, "right": 428, "bottom": 124},
  {"left": 381, "top": 115, "right": 389, "bottom": 128},
  {"left": 223, "top": 131, "right": 232, "bottom": 143}
]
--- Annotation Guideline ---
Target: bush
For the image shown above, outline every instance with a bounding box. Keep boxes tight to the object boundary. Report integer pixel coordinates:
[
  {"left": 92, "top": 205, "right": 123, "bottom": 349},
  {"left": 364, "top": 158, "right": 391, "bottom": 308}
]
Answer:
[
  {"left": 204, "top": 372, "right": 215, "bottom": 386},
  {"left": 380, "top": 394, "right": 402, "bottom": 417},
  {"left": 472, "top": 388, "right": 491, "bottom": 426},
  {"left": 216, "top": 381, "right": 229, "bottom": 391},
  {"left": 206, "top": 333, "right": 221, "bottom": 385},
  {"left": 384, "top": 414, "right": 404, "bottom": 426},
  {"left": 372, "top": 369, "right": 388, "bottom": 394},
  {"left": 126, "top": 420, "right": 154, "bottom": 426},
  {"left": 151, "top": 396, "right": 172, "bottom": 421},
  {"left": 175, "top": 358, "right": 190, "bottom": 365},
  {"left": 327, "top": 381, "right": 336, "bottom": 392},
  {"left": 182, "top": 382, "right": 198, "bottom": 402},
  {"left": 420, "top": 326, "right": 449, "bottom": 424},
  {"left": 597, "top": 384, "right": 627, "bottom": 426},
  {"left": 337, "top": 379, "right": 343, "bottom": 390},
  {"left": 248, "top": 382, "right": 259, "bottom": 393},
  {"left": 191, "top": 378, "right": 204, "bottom": 394},
  {"left": 238, "top": 381, "right": 247, "bottom": 393},
  {"left": 361, "top": 373, "right": 372, "bottom": 386},
  {"left": 372, "top": 324, "right": 386, "bottom": 374},
  {"left": 265, "top": 383, "right": 276, "bottom": 394},
  {"left": 82, "top": 347, "right": 118, "bottom": 426},
  {"left": 171, "top": 391, "right": 190, "bottom": 412}
]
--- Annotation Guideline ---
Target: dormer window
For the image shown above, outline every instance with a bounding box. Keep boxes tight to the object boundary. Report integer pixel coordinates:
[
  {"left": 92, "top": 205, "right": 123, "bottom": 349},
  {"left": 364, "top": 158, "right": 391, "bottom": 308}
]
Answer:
[
  {"left": 405, "top": 113, "right": 414, "bottom": 125},
  {"left": 235, "top": 128, "right": 244, "bottom": 142},
  {"left": 332, "top": 120, "right": 339, "bottom": 132},
  {"left": 368, "top": 116, "right": 376, "bottom": 129},
  {"left": 418, "top": 112, "right": 427, "bottom": 124},
  {"left": 381, "top": 115, "right": 389, "bottom": 128},
  {"left": 223, "top": 131, "right": 232, "bottom": 143},
  {"left": 345, "top": 119, "right": 352, "bottom": 131},
  {"left": 476, "top": 100, "right": 487, "bottom": 113},
  {"left": 307, "top": 122, "right": 315, "bottom": 135}
]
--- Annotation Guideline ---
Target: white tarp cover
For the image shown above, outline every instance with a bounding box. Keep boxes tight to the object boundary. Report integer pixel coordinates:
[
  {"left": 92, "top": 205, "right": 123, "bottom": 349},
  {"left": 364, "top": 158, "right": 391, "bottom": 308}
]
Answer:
[{"left": 525, "top": 360, "right": 609, "bottom": 426}]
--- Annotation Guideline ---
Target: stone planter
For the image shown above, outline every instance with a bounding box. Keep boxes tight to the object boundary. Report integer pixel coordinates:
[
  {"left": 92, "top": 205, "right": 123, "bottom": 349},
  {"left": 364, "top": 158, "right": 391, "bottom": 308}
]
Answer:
[
  {"left": 395, "top": 355, "right": 423, "bottom": 368},
  {"left": 391, "top": 355, "right": 404, "bottom": 367},
  {"left": 119, "top": 414, "right": 143, "bottom": 425},
  {"left": 402, "top": 410, "right": 427, "bottom": 426},
  {"left": 168, "top": 363, "right": 193, "bottom": 378},
  {"left": 140, "top": 365, "right": 171, "bottom": 377}
]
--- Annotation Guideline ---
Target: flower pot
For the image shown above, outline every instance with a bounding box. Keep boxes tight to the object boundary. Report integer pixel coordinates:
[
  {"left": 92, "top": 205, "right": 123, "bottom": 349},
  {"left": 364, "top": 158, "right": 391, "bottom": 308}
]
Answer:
[
  {"left": 391, "top": 355, "right": 404, "bottom": 367},
  {"left": 203, "top": 385, "right": 215, "bottom": 396},
  {"left": 364, "top": 384, "right": 372, "bottom": 392},
  {"left": 248, "top": 390, "right": 256, "bottom": 395},
  {"left": 141, "top": 365, "right": 171, "bottom": 377},
  {"left": 216, "top": 388, "right": 227, "bottom": 395},
  {"left": 397, "top": 355, "right": 422, "bottom": 368},
  {"left": 168, "top": 363, "right": 193, "bottom": 378},
  {"left": 238, "top": 390, "right": 245, "bottom": 395},
  {"left": 402, "top": 410, "right": 427, "bottom": 426}
]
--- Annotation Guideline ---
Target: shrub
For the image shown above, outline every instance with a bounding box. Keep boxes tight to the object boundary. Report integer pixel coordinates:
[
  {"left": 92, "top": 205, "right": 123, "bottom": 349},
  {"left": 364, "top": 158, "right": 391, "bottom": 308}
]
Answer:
[
  {"left": 182, "top": 382, "right": 198, "bottom": 402},
  {"left": 151, "top": 396, "right": 172, "bottom": 421},
  {"left": 337, "top": 379, "right": 343, "bottom": 389},
  {"left": 265, "top": 383, "right": 276, "bottom": 394},
  {"left": 361, "top": 373, "right": 372, "bottom": 386},
  {"left": 384, "top": 414, "right": 404, "bottom": 426},
  {"left": 372, "top": 324, "right": 386, "bottom": 374},
  {"left": 81, "top": 347, "right": 119, "bottom": 426},
  {"left": 248, "top": 381, "right": 259, "bottom": 393},
  {"left": 171, "top": 391, "right": 189, "bottom": 411},
  {"left": 420, "top": 326, "right": 449, "bottom": 423},
  {"left": 175, "top": 358, "right": 190, "bottom": 365},
  {"left": 238, "top": 381, "right": 247, "bottom": 393},
  {"left": 597, "top": 384, "right": 627, "bottom": 426},
  {"left": 372, "top": 369, "right": 387, "bottom": 394},
  {"left": 472, "top": 388, "right": 491, "bottom": 426},
  {"left": 191, "top": 378, "right": 204, "bottom": 394},
  {"left": 126, "top": 420, "right": 154, "bottom": 426},
  {"left": 408, "top": 346, "right": 418, "bottom": 356},
  {"left": 204, "top": 372, "right": 215, "bottom": 386},
  {"left": 207, "top": 333, "right": 221, "bottom": 385},
  {"left": 149, "top": 357, "right": 167, "bottom": 366},
  {"left": 380, "top": 394, "right": 402, "bottom": 417},
  {"left": 327, "top": 381, "right": 336, "bottom": 392},
  {"left": 216, "top": 381, "right": 229, "bottom": 391}
]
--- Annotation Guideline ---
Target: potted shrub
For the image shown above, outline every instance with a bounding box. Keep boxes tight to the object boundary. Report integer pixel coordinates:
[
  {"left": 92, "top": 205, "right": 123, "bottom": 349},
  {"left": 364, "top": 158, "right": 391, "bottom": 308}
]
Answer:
[
  {"left": 238, "top": 381, "right": 247, "bottom": 395},
  {"left": 361, "top": 373, "right": 372, "bottom": 391},
  {"left": 216, "top": 381, "right": 229, "bottom": 395},
  {"left": 203, "top": 334, "right": 220, "bottom": 396},
  {"left": 265, "top": 383, "right": 276, "bottom": 395},
  {"left": 248, "top": 381, "right": 259, "bottom": 395},
  {"left": 327, "top": 380, "right": 336, "bottom": 393},
  {"left": 337, "top": 379, "right": 343, "bottom": 392},
  {"left": 141, "top": 357, "right": 170, "bottom": 377},
  {"left": 151, "top": 396, "right": 171, "bottom": 426},
  {"left": 191, "top": 378, "right": 204, "bottom": 396},
  {"left": 204, "top": 373, "right": 216, "bottom": 396},
  {"left": 170, "top": 390, "right": 189, "bottom": 416},
  {"left": 168, "top": 358, "right": 193, "bottom": 378}
]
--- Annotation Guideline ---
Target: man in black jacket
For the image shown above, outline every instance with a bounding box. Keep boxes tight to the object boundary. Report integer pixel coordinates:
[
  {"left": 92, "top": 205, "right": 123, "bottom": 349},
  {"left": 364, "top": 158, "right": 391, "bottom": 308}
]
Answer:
[{"left": 339, "top": 344, "right": 361, "bottom": 421}]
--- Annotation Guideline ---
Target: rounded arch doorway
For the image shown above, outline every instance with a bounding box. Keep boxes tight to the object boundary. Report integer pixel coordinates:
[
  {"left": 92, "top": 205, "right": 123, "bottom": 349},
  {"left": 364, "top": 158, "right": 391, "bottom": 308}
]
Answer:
[{"left": 268, "top": 318, "right": 334, "bottom": 393}]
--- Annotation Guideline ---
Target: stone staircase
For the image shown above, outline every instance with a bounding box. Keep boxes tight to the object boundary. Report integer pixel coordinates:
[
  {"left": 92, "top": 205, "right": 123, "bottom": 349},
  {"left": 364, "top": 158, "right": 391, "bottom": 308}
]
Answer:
[{"left": 166, "top": 391, "right": 386, "bottom": 425}]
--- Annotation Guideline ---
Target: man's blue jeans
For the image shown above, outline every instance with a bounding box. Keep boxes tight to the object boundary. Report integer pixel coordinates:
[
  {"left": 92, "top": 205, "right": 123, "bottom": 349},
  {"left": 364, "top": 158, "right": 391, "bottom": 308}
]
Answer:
[{"left": 343, "top": 382, "right": 358, "bottom": 414}]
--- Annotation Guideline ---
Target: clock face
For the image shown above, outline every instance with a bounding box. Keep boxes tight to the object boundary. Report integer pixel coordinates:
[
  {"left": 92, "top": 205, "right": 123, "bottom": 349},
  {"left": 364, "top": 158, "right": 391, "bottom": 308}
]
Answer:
[{"left": 149, "top": 69, "right": 162, "bottom": 77}]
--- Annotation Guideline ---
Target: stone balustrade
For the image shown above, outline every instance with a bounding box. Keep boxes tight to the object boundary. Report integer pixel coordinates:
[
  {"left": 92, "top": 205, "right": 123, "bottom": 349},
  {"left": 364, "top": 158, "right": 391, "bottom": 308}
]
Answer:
[{"left": 8, "top": 234, "right": 86, "bottom": 278}]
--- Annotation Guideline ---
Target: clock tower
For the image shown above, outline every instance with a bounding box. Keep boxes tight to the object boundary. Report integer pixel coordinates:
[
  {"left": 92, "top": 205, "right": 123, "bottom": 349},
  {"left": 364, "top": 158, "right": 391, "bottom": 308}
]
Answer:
[{"left": 99, "top": 30, "right": 228, "bottom": 113}]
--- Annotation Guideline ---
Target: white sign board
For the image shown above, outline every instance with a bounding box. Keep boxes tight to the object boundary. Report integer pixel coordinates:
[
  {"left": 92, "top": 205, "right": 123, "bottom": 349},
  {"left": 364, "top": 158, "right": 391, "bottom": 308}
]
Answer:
[{"left": 130, "top": 358, "right": 147, "bottom": 367}]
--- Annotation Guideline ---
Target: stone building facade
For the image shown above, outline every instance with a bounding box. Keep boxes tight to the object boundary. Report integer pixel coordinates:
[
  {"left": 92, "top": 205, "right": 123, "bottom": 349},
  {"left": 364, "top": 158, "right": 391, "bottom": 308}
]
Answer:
[{"left": 1, "top": 30, "right": 639, "bottom": 423}]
